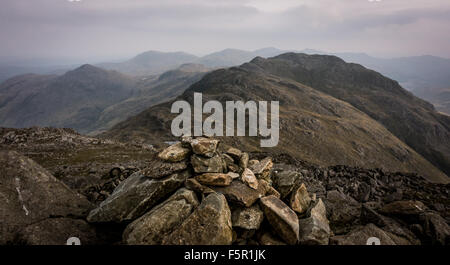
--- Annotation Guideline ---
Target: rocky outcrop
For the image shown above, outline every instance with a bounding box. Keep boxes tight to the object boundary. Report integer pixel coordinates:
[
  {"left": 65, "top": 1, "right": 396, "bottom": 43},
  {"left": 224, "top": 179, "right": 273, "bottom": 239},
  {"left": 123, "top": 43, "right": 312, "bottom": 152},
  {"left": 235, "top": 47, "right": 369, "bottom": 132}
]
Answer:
[
  {"left": 0, "top": 150, "right": 95, "bottom": 245},
  {"left": 87, "top": 170, "right": 189, "bottom": 223},
  {"left": 1, "top": 135, "right": 448, "bottom": 246}
]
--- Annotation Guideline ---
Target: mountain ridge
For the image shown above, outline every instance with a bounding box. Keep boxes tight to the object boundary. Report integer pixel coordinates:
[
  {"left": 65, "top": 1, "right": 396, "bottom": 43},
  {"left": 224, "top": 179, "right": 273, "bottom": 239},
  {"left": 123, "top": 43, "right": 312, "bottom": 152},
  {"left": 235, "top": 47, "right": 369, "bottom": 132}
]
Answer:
[{"left": 102, "top": 54, "right": 449, "bottom": 183}]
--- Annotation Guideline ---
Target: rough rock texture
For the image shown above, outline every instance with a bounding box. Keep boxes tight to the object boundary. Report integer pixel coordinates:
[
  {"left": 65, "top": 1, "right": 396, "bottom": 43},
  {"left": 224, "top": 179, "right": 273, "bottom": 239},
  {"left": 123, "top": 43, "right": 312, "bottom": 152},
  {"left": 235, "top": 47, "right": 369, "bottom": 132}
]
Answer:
[
  {"left": 162, "top": 193, "right": 233, "bottom": 245},
  {"left": 185, "top": 178, "right": 215, "bottom": 194},
  {"left": 241, "top": 168, "right": 259, "bottom": 190},
  {"left": 298, "top": 199, "right": 331, "bottom": 245},
  {"left": 87, "top": 170, "right": 189, "bottom": 223},
  {"left": 272, "top": 170, "right": 301, "bottom": 198},
  {"left": 191, "top": 154, "right": 225, "bottom": 173},
  {"left": 250, "top": 157, "right": 273, "bottom": 184},
  {"left": 158, "top": 142, "right": 190, "bottom": 162},
  {"left": 1, "top": 135, "right": 449, "bottom": 246},
  {"left": 259, "top": 195, "right": 299, "bottom": 244},
  {"left": 0, "top": 150, "right": 94, "bottom": 244},
  {"left": 141, "top": 159, "right": 188, "bottom": 179},
  {"left": 330, "top": 223, "right": 398, "bottom": 245},
  {"left": 290, "top": 183, "right": 311, "bottom": 214},
  {"left": 325, "top": 190, "right": 361, "bottom": 234},
  {"left": 232, "top": 205, "right": 264, "bottom": 230},
  {"left": 190, "top": 138, "right": 219, "bottom": 157},
  {"left": 195, "top": 173, "right": 233, "bottom": 186},
  {"left": 214, "top": 180, "right": 266, "bottom": 207},
  {"left": 123, "top": 188, "right": 199, "bottom": 245}
]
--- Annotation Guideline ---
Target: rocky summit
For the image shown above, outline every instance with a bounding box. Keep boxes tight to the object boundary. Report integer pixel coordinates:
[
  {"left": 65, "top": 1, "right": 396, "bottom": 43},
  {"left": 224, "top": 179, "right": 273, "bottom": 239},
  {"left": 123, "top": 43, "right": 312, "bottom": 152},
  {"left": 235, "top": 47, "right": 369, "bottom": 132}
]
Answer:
[{"left": 1, "top": 130, "right": 448, "bottom": 245}]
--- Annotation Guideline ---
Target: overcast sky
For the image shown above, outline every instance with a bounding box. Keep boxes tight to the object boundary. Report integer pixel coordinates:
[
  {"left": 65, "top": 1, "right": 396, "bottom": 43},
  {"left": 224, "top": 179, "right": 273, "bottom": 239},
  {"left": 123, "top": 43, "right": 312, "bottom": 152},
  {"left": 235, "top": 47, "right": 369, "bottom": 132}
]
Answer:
[{"left": 1, "top": 0, "right": 450, "bottom": 64}]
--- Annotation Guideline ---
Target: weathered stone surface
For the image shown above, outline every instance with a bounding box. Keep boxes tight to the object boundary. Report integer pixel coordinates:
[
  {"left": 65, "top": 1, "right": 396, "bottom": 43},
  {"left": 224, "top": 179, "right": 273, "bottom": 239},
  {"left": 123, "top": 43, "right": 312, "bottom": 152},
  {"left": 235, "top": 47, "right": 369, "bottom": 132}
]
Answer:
[
  {"left": 191, "top": 154, "right": 225, "bottom": 173},
  {"left": 123, "top": 188, "right": 199, "bottom": 245},
  {"left": 158, "top": 142, "right": 190, "bottom": 162},
  {"left": 241, "top": 168, "right": 258, "bottom": 190},
  {"left": 227, "top": 163, "right": 241, "bottom": 173},
  {"left": 250, "top": 157, "right": 273, "bottom": 183},
  {"left": 379, "top": 200, "right": 427, "bottom": 223},
  {"left": 418, "top": 211, "right": 450, "bottom": 245},
  {"left": 231, "top": 205, "right": 264, "bottom": 230},
  {"left": 290, "top": 183, "right": 311, "bottom": 214},
  {"left": 248, "top": 159, "right": 259, "bottom": 167},
  {"left": 226, "top": 147, "right": 242, "bottom": 160},
  {"left": 190, "top": 138, "right": 219, "bottom": 157},
  {"left": 298, "top": 199, "right": 330, "bottom": 245},
  {"left": 141, "top": 159, "right": 188, "bottom": 179},
  {"left": 258, "top": 232, "right": 287, "bottom": 245},
  {"left": 87, "top": 170, "right": 189, "bottom": 223},
  {"left": 195, "top": 173, "right": 233, "bottom": 186},
  {"left": 259, "top": 195, "right": 299, "bottom": 245},
  {"left": 162, "top": 193, "right": 233, "bottom": 245},
  {"left": 185, "top": 178, "right": 215, "bottom": 194},
  {"left": 325, "top": 190, "right": 361, "bottom": 234},
  {"left": 222, "top": 153, "right": 234, "bottom": 165},
  {"left": 330, "top": 224, "right": 397, "bottom": 245},
  {"left": 239, "top": 152, "right": 249, "bottom": 169},
  {"left": 360, "top": 204, "right": 420, "bottom": 245},
  {"left": 214, "top": 180, "right": 266, "bottom": 207},
  {"left": 16, "top": 218, "right": 98, "bottom": 245},
  {"left": 228, "top": 172, "right": 240, "bottom": 179},
  {"left": 0, "top": 150, "right": 93, "bottom": 244},
  {"left": 380, "top": 200, "right": 427, "bottom": 216},
  {"left": 272, "top": 170, "right": 300, "bottom": 198},
  {"left": 259, "top": 179, "right": 281, "bottom": 198}
]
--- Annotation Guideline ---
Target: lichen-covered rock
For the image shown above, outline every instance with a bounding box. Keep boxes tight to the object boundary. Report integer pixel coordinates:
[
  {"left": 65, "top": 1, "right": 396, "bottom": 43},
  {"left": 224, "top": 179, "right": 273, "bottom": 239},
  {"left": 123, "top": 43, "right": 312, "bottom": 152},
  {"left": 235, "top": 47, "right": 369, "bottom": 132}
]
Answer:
[
  {"left": 239, "top": 152, "right": 249, "bottom": 169},
  {"left": 185, "top": 178, "right": 215, "bottom": 194},
  {"left": 226, "top": 147, "right": 242, "bottom": 160},
  {"left": 272, "top": 170, "right": 299, "bottom": 198},
  {"left": 87, "top": 170, "right": 189, "bottom": 223},
  {"left": 162, "top": 193, "right": 233, "bottom": 245},
  {"left": 250, "top": 157, "right": 273, "bottom": 183},
  {"left": 259, "top": 195, "right": 299, "bottom": 245},
  {"left": 231, "top": 204, "right": 264, "bottom": 230},
  {"left": 0, "top": 150, "right": 94, "bottom": 245},
  {"left": 190, "top": 138, "right": 219, "bottom": 157},
  {"left": 195, "top": 173, "right": 233, "bottom": 186},
  {"left": 259, "top": 179, "right": 281, "bottom": 198},
  {"left": 298, "top": 199, "right": 330, "bottom": 245},
  {"left": 191, "top": 154, "right": 225, "bottom": 173},
  {"left": 141, "top": 159, "right": 188, "bottom": 179},
  {"left": 123, "top": 188, "right": 199, "bottom": 245},
  {"left": 158, "top": 142, "right": 190, "bottom": 162},
  {"left": 290, "top": 183, "right": 311, "bottom": 214},
  {"left": 214, "top": 180, "right": 266, "bottom": 207},
  {"left": 241, "top": 168, "right": 258, "bottom": 190}
]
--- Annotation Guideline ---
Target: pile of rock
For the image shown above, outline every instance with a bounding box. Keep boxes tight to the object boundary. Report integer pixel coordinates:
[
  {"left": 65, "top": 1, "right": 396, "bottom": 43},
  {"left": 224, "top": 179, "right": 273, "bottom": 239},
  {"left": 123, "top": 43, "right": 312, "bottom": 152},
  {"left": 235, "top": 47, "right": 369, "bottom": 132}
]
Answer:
[{"left": 86, "top": 137, "right": 331, "bottom": 245}]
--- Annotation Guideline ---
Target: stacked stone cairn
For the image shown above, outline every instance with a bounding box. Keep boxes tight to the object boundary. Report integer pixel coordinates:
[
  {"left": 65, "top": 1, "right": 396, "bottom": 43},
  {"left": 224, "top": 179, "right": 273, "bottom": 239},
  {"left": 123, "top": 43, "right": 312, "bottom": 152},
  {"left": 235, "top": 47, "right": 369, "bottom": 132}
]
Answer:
[{"left": 86, "top": 136, "right": 331, "bottom": 245}]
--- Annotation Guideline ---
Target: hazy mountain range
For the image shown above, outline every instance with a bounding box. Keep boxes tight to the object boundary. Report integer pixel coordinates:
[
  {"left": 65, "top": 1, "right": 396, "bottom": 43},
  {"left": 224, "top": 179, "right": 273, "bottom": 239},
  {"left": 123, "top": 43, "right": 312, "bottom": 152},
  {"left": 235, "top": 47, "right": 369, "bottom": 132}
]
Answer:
[
  {"left": 0, "top": 63, "right": 209, "bottom": 134},
  {"left": 103, "top": 53, "right": 450, "bottom": 183},
  {"left": 3, "top": 47, "right": 449, "bottom": 115},
  {"left": 1, "top": 50, "right": 449, "bottom": 182}
]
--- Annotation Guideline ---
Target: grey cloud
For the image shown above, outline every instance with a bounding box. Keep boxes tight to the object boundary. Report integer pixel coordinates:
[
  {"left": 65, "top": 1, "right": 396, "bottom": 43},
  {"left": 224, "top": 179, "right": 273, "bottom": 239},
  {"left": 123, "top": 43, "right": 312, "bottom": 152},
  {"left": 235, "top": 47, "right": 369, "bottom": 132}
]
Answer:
[{"left": 0, "top": 0, "right": 450, "bottom": 61}]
